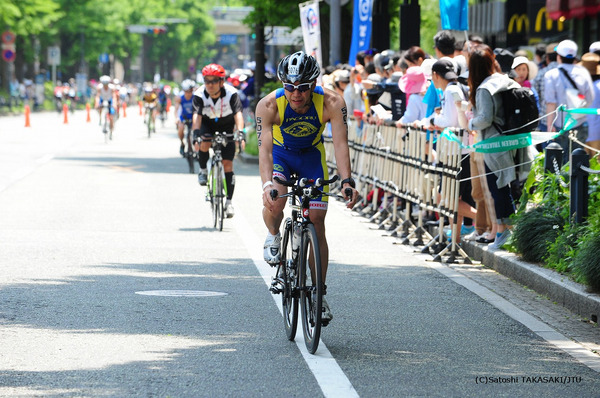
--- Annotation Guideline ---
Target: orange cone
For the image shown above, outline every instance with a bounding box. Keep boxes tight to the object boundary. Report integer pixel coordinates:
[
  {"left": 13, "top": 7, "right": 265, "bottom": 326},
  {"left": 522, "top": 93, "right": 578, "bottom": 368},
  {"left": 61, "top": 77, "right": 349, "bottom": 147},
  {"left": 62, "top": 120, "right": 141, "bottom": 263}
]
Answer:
[
  {"left": 63, "top": 103, "right": 69, "bottom": 124},
  {"left": 86, "top": 103, "right": 91, "bottom": 122},
  {"left": 139, "top": 101, "right": 143, "bottom": 116},
  {"left": 122, "top": 102, "right": 127, "bottom": 117},
  {"left": 24, "top": 105, "right": 31, "bottom": 127}
]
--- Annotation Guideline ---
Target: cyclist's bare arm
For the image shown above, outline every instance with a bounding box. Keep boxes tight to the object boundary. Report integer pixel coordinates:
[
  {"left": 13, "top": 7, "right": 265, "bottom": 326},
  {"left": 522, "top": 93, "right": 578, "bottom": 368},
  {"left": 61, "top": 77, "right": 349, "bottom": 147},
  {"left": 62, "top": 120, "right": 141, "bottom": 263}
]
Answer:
[
  {"left": 323, "top": 89, "right": 358, "bottom": 207},
  {"left": 256, "top": 92, "right": 280, "bottom": 211}
]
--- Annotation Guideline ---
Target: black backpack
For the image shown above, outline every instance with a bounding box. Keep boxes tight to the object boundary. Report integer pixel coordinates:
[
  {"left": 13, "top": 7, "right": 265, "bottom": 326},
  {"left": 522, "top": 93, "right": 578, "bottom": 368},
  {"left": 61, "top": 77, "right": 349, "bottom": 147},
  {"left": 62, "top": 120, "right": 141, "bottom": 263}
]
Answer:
[{"left": 493, "top": 87, "right": 539, "bottom": 135}]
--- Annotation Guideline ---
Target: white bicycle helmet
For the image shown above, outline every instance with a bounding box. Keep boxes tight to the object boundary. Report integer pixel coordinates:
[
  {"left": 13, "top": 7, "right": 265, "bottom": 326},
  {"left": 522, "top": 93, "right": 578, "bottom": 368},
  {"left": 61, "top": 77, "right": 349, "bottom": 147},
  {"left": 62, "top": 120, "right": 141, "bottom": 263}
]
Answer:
[
  {"left": 181, "top": 79, "right": 195, "bottom": 91},
  {"left": 100, "top": 75, "right": 111, "bottom": 85}
]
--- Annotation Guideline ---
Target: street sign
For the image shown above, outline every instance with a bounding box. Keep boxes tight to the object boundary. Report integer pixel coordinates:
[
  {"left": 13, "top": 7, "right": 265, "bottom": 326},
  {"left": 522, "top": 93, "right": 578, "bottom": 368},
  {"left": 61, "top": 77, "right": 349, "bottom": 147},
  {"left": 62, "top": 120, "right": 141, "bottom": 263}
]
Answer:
[
  {"left": 2, "top": 49, "right": 15, "bottom": 62},
  {"left": 127, "top": 25, "right": 149, "bottom": 34},
  {"left": 98, "top": 53, "right": 109, "bottom": 64},
  {"left": 1, "top": 31, "right": 15, "bottom": 44},
  {"left": 48, "top": 46, "right": 60, "bottom": 65}
]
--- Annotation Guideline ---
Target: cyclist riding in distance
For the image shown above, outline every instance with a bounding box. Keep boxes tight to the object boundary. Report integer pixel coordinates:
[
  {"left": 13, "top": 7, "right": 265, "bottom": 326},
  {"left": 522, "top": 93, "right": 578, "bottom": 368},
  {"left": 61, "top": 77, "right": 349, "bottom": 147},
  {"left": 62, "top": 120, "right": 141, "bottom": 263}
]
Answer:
[
  {"left": 174, "top": 79, "right": 196, "bottom": 156},
  {"left": 95, "top": 75, "right": 117, "bottom": 131},
  {"left": 256, "top": 51, "right": 359, "bottom": 322},
  {"left": 192, "top": 63, "right": 245, "bottom": 219},
  {"left": 142, "top": 84, "right": 158, "bottom": 131},
  {"left": 158, "top": 84, "right": 168, "bottom": 118}
]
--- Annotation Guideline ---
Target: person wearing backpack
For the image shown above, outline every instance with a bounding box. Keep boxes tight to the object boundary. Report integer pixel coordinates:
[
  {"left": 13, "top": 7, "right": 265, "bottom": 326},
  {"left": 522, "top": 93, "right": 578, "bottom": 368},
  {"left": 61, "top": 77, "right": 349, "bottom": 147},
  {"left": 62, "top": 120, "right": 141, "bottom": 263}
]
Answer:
[
  {"left": 463, "top": 44, "right": 538, "bottom": 249},
  {"left": 544, "top": 40, "right": 595, "bottom": 162}
]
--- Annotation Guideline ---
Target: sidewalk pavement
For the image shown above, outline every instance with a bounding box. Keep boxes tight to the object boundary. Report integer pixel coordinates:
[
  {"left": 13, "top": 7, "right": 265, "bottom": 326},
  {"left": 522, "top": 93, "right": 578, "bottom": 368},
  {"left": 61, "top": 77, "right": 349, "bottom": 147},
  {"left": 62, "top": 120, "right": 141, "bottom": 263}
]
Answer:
[{"left": 462, "top": 240, "right": 600, "bottom": 324}]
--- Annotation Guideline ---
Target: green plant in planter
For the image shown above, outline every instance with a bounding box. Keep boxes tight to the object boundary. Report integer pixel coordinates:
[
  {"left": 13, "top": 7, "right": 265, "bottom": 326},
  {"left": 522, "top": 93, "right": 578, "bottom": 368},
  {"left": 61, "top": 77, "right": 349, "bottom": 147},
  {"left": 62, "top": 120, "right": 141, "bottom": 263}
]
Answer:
[
  {"left": 512, "top": 205, "right": 565, "bottom": 263},
  {"left": 572, "top": 208, "right": 600, "bottom": 291},
  {"left": 244, "top": 126, "right": 258, "bottom": 156}
]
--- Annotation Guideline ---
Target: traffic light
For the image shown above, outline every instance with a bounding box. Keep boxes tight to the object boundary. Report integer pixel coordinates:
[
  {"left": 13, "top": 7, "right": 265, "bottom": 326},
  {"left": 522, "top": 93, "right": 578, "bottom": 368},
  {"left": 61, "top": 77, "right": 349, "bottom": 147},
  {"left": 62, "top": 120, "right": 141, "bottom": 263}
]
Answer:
[{"left": 148, "top": 26, "right": 167, "bottom": 35}]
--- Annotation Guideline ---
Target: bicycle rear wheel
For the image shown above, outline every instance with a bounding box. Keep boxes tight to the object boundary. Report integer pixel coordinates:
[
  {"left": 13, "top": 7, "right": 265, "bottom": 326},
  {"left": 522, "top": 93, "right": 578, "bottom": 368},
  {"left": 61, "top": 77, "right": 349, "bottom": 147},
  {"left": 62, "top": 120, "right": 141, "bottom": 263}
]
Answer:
[
  {"left": 299, "top": 223, "right": 322, "bottom": 354},
  {"left": 281, "top": 221, "right": 299, "bottom": 340}
]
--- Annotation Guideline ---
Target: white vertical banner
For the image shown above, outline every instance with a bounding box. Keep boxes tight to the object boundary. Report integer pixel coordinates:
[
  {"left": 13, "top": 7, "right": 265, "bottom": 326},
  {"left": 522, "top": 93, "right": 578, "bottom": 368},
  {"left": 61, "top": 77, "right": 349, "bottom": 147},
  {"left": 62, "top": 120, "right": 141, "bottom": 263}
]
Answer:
[{"left": 299, "top": 0, "right": 323, "bottom": 69}]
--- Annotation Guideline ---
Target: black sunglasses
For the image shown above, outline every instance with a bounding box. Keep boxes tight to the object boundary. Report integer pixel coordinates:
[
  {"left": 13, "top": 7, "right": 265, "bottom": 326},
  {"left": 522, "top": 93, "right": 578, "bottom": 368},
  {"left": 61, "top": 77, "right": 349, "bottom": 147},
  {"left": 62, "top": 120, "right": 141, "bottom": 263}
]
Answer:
[
  {"left": 204, "top": 78, "right": 221, "bottom": 85},
  {"left": 283, "top": 82, "right": 313, "bottom": 93}
]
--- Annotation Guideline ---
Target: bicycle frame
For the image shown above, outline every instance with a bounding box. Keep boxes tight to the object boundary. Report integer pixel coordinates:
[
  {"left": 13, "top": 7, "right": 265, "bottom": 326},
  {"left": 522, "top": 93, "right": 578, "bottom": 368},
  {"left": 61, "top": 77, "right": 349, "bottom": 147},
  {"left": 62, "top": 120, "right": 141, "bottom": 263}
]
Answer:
[
  {"left": 270, "top": 174, "right": 343, "bottom": 354},
  {"left": 206, "top": 132, "right": 229, "bottom": 231}
]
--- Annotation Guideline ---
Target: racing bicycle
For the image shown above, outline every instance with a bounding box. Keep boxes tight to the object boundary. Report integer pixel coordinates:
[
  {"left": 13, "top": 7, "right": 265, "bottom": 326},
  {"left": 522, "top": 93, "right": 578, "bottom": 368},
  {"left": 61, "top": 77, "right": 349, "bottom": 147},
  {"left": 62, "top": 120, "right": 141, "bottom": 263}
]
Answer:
[
  {"left": 101, "top": 101, "right": 112, "bottom": 142},
  {"left": 269, "top": 174, "right": 352, "bottom": 354},
  {"left": 145, "top": 103, "right": 156, "bottom": 138}
]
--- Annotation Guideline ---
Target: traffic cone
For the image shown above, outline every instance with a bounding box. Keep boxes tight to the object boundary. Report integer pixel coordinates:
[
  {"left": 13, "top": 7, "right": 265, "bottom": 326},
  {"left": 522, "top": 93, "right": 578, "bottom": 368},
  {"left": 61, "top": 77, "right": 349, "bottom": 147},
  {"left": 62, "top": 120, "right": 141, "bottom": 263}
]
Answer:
[
  {"left": 86, "top": 103, "right": 91, "bottom": 122},
  {"left": 24, "top": 105, "right": 31, "bottom": 127},
  {"left": 122, "top": 102, "right": 127, "bottom": 117},
  {"left": 63, "top": 103, "right": 69, "bottom": 124},
  {"left": 139, "top": 101, "right": 143, "bottom": 116}
]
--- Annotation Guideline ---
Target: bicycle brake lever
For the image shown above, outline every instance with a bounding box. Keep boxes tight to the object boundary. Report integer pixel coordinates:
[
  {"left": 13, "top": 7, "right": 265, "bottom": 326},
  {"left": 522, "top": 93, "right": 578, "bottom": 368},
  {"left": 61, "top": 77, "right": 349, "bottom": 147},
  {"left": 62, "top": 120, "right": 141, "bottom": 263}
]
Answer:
[{"left": 270, "top": 189, "right": 278, "bottom": 200}]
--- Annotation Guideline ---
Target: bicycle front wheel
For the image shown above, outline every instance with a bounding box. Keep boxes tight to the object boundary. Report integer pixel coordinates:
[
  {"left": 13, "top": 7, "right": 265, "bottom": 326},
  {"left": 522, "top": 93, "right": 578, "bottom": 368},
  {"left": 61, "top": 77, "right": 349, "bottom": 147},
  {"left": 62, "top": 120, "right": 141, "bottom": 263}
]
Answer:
[
  {"left": 212, "top": 162, "right": 224, "bottom": 231},
  {"left": 281, "top": 221, "right": 298, "bottom": 340},
  {"left": 299, "top": 223, "right": 322, "bottom": 354}
]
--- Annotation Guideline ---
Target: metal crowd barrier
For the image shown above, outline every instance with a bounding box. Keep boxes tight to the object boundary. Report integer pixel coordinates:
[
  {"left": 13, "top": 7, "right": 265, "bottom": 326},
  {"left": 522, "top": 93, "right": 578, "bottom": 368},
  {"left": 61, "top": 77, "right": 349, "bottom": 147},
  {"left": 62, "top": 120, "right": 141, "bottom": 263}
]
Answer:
[{"left": 324, "top": 120, "right": 471, "bottom": 263}]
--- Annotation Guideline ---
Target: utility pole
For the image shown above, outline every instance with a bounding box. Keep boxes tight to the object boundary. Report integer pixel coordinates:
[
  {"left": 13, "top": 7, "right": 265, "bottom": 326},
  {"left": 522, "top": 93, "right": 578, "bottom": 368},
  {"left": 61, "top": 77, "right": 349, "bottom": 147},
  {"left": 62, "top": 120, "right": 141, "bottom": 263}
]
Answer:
[{"left": 329, "top": 0, "right": 341, "bottom": 66}]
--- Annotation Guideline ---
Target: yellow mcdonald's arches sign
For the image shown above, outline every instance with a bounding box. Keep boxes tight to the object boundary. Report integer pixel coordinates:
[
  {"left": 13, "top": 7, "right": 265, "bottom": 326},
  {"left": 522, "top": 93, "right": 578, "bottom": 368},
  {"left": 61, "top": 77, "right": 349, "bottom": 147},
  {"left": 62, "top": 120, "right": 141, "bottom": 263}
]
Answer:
[
  {"left": 508, "top": 14, "right": 529, "bottom": 34},
  {"left": 535, "top": 7, "right": 564, "bottom": 32}
]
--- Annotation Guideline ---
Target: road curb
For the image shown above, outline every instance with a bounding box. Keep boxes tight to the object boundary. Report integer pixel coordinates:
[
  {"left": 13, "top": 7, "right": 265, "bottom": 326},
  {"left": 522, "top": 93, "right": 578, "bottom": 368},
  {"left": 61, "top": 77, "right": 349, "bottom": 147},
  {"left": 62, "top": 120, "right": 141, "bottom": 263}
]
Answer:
[
  {"left": 462, "top": 240, "right": 600, "bottom": 323},
  {"left": 239, "top": 152, "right": 259, "bottom": 164}
]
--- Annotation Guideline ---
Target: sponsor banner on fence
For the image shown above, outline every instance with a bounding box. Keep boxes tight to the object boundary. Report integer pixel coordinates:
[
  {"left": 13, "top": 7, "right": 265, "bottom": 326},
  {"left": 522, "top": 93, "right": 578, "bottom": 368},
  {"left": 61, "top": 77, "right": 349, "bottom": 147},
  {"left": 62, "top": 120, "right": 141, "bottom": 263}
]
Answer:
[{"left": 299, "top": 0, "right": 323, "bottom": 71}]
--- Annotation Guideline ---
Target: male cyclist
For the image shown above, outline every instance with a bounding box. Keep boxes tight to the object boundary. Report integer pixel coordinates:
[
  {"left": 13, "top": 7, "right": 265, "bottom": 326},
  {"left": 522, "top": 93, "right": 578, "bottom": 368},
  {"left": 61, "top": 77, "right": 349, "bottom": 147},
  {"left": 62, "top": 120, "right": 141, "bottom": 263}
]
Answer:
[
  {"left": 142, "top": 84, "right": 158, "bottom": 132},
  {"left": 174, "top": 79, "right": 196, "bottom": 156},
  {"left": 95, "top": 75, "right": 117, "bottom": 133},
  {"left": 158, "top": 84, "right": 168, "bottom": 124},
  {"left": 256, "top": 51, "right": 358, "bottom": 322},
  {"left": 192, "top": 63, "right": 245, "bottom": 218}
]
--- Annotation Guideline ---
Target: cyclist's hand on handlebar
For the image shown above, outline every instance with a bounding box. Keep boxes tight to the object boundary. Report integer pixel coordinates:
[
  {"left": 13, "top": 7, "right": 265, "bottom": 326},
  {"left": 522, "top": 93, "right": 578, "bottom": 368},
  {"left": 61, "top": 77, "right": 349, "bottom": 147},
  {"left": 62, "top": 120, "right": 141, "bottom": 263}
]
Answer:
[
  {"left": 342, "top": 185, "right": 359, "bottom": 209},
  {"left": 262, "top": 185, "right": 278, "bottom": 212}
]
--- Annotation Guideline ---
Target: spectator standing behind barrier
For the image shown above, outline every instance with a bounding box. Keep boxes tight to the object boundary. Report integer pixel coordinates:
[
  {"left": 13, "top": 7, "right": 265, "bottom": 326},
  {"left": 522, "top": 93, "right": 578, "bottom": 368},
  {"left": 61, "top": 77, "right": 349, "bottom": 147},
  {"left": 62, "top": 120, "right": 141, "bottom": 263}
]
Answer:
[
  {"left": 421, "top": 58, "right": 477, "bottom": 241},
  {"left": 580, "top": 52, "right": 600, "bottom": 156},
  {"left": 397, "top": 66, "right": 428, "bottom": 124},
  {"left": 345, "top": 64, "right": 366, "bottom": 117},
  {"left": 465, "top": 44, "right": 536, "bottom": 249},
  {"left": 544, "top": 40, "right": 595, "bottom": 162},
  {"left": 531, "top": 43, "right": 559, "bottom": 133}
]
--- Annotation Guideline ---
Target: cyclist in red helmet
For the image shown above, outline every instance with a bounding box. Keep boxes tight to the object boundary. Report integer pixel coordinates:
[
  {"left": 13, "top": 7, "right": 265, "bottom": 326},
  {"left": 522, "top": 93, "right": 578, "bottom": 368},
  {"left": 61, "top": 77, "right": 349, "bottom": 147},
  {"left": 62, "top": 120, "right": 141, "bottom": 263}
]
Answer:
[{"left": 192, "top": 63, "right": 245, "bottom": 218}]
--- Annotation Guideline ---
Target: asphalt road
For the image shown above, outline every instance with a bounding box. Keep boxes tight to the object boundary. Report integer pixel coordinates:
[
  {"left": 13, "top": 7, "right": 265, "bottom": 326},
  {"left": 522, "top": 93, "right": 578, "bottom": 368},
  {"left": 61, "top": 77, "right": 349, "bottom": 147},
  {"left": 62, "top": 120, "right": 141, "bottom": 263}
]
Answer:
[{"left": 0, "top": 108, "right": 599, "bottom": 397}]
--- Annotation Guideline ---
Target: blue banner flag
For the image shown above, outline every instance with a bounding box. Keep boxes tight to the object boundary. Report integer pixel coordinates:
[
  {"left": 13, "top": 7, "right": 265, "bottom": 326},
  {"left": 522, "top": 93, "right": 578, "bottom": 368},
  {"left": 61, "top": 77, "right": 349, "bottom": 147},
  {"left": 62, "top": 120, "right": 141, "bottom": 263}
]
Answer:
[
  {"left": 439, "top": 0, "right": 469, "bottom": 31},
  {"left": 348, "top": 0, "right": 373, "bottom": 66}
]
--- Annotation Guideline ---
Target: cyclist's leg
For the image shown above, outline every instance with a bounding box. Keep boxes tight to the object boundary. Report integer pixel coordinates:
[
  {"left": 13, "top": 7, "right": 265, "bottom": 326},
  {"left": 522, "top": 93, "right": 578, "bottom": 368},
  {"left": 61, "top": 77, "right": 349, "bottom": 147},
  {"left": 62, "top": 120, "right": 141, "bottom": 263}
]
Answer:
[
  {"left": 221, "top": 141, "right": 236, "bottom": 200},
  {"left": 263, "top": 147, "right": 289, "bottom": 235},
  {"left": 302, "top": 145, "right": 330, "bottom": 283},
  {"left": 194, "top": 127, "right": 212, "bottom": 169},
  {"left": 177, "top": 120, "right": 185, "bottom": 153}
]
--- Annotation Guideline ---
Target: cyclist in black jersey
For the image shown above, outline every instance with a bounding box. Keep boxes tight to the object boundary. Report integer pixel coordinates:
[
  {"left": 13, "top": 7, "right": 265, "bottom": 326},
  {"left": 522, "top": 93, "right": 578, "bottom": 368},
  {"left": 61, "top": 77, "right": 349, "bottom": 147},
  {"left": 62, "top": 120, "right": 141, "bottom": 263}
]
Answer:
[{"left": 192, "top": 63, "right": 245, "bottom": 218}]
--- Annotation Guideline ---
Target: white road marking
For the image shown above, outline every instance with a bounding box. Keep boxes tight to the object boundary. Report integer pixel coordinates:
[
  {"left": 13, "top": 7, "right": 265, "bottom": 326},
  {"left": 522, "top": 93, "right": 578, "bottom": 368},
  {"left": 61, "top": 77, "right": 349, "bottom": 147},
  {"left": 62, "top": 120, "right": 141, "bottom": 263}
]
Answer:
[
  {"left": 425, "top": 260, "right": 600, "bottom": 373},
  {"left": 234, "top": 208, "right": 360, "bottom": 398}
]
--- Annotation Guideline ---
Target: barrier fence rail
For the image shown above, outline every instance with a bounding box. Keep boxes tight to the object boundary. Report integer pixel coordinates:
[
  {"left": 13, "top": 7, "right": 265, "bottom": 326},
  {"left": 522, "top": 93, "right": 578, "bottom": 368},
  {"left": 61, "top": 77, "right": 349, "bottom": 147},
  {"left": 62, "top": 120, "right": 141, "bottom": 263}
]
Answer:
[
  {"left": 324, "top": 120, "right": 471, "bottom": 263},
  {"left": 324, "top": 109, "right": 600, "bottom": 264}
]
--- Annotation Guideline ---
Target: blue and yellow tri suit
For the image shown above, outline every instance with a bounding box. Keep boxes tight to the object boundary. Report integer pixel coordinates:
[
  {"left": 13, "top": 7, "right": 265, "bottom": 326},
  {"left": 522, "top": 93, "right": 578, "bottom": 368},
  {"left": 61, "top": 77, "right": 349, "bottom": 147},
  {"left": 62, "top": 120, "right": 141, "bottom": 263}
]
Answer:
[{"left": 272, "top": 85, "right": 329, "bottom": 209}]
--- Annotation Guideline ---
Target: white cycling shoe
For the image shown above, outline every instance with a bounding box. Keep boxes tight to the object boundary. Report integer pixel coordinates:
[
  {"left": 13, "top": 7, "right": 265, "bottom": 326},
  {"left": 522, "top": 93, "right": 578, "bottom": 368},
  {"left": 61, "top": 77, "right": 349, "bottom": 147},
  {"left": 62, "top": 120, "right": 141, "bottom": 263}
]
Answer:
[{"left": 263, "top": 233, "right": 281, "bottom": 265}]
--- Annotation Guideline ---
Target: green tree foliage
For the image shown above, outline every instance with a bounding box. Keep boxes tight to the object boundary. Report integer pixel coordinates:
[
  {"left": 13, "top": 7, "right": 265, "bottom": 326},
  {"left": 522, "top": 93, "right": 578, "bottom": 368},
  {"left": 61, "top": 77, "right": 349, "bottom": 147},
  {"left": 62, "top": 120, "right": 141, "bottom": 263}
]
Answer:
[{"left": 6, "top": 0, "right": 217, "bottom": 82}]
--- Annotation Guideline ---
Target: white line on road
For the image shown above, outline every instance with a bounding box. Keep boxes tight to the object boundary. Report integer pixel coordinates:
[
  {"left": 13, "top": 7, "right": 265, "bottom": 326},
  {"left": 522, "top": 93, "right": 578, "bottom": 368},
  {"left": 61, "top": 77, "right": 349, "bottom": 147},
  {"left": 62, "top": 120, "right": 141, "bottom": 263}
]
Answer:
[
  {"left": 234, "top": 209, "right": 360, "bottom": 398},
  {"left": 425, "top": 259, "right": 600, "bottom": 373}
]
